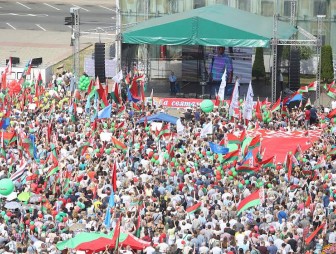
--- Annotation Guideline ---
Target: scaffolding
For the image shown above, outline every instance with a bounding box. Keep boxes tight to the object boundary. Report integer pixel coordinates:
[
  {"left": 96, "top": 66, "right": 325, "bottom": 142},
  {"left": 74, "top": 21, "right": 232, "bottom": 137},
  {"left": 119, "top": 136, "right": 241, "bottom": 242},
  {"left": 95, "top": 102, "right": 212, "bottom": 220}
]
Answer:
[{"left": 271, "top": 0, "right": 322, "bottom": 104}]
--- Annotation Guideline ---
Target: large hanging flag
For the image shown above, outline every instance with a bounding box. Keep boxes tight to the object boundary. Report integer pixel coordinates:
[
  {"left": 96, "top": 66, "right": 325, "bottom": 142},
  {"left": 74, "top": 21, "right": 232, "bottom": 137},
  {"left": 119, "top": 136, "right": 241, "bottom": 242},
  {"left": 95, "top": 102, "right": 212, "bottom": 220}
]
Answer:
[
  {"left": 270, "top": 96, "right": 281, "bottom": 113},
  {"left": 237, "top": 189, "right": 261, "bottom": 215},
  {"left": 111, "top": 137, "right": 127, "bottom": 151},
  {"left": 243, "top": 81, "right": 254, "bottom": 120},
  {"left": 305, "top": 223, "right": 325, "bottom": 245},
  {"left": 186, "top": 201, "right": 202, "bottom": 214},
  {"left": 308, "top": 81, "right": 317, "bottom": 91},
  {"left": 218, "top": 69, "right": 227, "bottom": 100},
  {"left": 229, "top": 80, "right": 239, "bottom": 117}
]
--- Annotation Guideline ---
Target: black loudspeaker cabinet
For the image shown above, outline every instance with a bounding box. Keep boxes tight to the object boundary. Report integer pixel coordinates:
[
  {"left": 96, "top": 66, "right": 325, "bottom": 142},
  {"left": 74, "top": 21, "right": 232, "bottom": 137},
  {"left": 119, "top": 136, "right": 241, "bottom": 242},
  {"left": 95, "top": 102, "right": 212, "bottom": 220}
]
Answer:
[
  {"left": 289, "top": 47, "right": 300, "bottom": 90},
  {"left": 6, "top": 57, "right": 20, "bottom": 65},
  {"left": 31, "top": 57, "right": 43, "bottom": 67},
  {"left": 95, "top": 43, "right": 106, "bottom": 82}
]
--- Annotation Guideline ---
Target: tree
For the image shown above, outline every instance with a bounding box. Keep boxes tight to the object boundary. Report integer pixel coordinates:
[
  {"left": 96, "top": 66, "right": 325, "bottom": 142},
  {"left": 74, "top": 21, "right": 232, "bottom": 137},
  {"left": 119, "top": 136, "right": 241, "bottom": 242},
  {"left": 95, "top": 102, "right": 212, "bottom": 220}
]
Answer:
[
  {"left": 282, "top": 46, "right": 313, "bottom": 61},
  {"left": 252, "top": 47, "right": 265, "bottom": 80},
  {"left": 321, "top": 45, "right": 334, "bottom": 82}
]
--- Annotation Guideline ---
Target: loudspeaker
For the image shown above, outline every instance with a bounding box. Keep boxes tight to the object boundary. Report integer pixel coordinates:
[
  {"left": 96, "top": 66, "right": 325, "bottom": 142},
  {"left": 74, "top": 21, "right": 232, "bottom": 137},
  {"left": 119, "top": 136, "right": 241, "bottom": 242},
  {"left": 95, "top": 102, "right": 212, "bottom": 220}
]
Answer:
[
  {"left": 289, "top": 47, "right": 300, "bottom": 90},
  {"left": 31, "top": 57, "right": 42, "bottom": 67},
  {"left": 95, "top": 43, "right": 105, "bottom": 82},
  {"left": 6, "top": 57, "right": 20, "bottom": 65}
]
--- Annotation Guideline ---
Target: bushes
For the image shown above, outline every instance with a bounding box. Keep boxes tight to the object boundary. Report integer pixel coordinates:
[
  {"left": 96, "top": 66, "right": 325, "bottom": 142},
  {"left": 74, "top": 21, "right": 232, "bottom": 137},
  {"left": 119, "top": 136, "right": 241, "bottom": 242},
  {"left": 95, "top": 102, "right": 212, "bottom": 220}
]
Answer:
[
  {"left": 321, "top": 45, "right": 334, "bottom": 82},
  {"left": 252, "top": 47, "right": 265, "bottom": 80}
]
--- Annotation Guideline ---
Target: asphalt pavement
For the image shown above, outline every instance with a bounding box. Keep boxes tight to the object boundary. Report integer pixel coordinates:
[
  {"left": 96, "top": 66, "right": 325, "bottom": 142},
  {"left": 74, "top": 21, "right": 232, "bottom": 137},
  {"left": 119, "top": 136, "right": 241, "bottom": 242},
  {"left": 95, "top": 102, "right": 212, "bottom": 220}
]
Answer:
[{"left": 0, "top": 1, "right": 116, "bottom": 32}]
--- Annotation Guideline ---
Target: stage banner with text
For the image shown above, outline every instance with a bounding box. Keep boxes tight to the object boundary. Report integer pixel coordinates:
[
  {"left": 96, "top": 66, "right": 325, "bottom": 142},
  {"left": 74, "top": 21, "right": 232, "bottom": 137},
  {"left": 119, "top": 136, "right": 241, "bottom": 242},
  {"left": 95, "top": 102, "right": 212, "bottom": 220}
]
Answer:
[{"left": 146, "top": 97, "right": 229, "bottom": 108}]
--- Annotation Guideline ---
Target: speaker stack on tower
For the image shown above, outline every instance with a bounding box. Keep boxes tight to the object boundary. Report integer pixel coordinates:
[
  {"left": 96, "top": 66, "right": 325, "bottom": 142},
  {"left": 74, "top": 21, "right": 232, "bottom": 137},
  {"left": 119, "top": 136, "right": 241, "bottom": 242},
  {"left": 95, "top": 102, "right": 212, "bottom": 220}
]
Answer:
[
  {"left": 289, "top": 47, "right": 300, "bottom": 90},
  {"left": 94, "top": 43, "right": 106, "bottom": 82}
]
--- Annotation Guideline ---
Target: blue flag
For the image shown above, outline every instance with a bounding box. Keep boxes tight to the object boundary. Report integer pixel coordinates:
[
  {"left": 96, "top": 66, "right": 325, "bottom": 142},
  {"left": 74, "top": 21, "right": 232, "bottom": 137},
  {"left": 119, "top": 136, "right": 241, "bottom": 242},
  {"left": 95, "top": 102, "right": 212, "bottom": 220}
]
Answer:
[
  {"left": 209, "top": 142, "right": 229, "bottom": 154},
  {"left": 29, "top": 134, "right": 38, "bottom": 159},
  {"left": 240, "top": 151, "right": 253, "bottom": 165},
  {"left": 127, "top": 87, "right": 140, "bottom": 103},
  {"left": 104, "top": 191, "right": 115, "bottom": 228},
  {"left": 0, "top": 118, "right": 10, "bottom": 130},
  {"left": 98, "top": 104, "right": 112, "bottom": 119}
]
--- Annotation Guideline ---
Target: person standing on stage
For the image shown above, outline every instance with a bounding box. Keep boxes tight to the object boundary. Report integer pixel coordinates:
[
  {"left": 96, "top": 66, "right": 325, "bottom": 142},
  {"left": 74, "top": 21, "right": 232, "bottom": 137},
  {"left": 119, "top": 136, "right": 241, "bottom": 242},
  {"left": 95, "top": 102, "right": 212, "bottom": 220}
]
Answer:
[{"left": 168, "top": 71, "right": 177, "bottom": 95}]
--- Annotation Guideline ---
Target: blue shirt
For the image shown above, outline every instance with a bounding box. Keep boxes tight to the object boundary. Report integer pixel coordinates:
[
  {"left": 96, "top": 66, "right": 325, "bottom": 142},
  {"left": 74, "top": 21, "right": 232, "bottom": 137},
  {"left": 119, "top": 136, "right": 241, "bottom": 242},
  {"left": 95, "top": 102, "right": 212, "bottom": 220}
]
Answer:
[{"left": 169, "top": 74, "right": 177, "bottom": 83}]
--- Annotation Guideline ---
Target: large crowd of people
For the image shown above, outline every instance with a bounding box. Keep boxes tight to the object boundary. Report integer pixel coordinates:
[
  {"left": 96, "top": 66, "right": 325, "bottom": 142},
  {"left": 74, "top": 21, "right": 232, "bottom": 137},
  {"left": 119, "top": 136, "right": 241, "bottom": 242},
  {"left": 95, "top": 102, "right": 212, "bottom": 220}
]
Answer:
[{"left": 0, "top": 72, "right": 335, "bottom": 254}]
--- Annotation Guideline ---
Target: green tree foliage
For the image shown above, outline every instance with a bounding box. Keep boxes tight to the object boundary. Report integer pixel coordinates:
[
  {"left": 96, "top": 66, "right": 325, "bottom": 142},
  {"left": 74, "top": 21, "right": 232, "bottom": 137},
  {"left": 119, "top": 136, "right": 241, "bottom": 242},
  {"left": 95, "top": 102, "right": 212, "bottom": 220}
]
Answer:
[
  {"left": 321, "top": 45, "right": 334, "bottom": 82},
  {"left": 252, "top": 47, "right": 265, "bottom": 80},
  {"left": 282, "top": 46, "right": 314, "bottom": 61}
]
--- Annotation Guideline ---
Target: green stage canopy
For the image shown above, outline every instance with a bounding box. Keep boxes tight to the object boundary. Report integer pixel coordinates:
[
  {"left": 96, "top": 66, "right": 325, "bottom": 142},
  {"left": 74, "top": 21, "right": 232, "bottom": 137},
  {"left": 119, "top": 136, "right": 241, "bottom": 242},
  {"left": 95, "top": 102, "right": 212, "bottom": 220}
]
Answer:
[{"left": 122, "top": 4, "right": 296, "bottom": 48}]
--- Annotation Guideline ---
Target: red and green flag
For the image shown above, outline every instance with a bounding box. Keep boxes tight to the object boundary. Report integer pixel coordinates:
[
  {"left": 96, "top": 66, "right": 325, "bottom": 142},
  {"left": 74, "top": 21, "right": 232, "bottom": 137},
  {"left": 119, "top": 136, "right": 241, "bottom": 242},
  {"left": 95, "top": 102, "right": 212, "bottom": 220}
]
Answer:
[
  {"left": 294, "top": 145, "right": 302, "bottom": 160},
  {"left": 308, "top": 81, "right": 317, "bottom": 91},
  {"left": 158, "top": 124, "right": 171, "bottom": 139},
  {"left": 259, "top": 156, "right": 275, "bottom": 169},
  {"left": 21, "top": 138, "right": 34, "bottom": 158},
  {"left": 46, "top": 165, "right": 59, "bottom": 178},
  {"left": 78, "top": 142, "right": 90, "bottom": 156},
  {"left": 237, "top": 189, "right": 261, "bottom": 215},
  {"left": 297, "top": 86, "right": 308, "bottom": 93},
  {"left": 50, "top": 144, "right": 58, "bottom": 166},
  {"left": 186, "top": 201, "right": 202, "bottom": 214},
  {"left": 223, "top": 150, "right": 239, "bottom": 163},
  {"left": 236, "top": 165, "right": 259, "bottom": 174},
  {"left": 111, "top": 137, "right": 127, "bottom": 151},
  {"left": 248, "top": 135, "right": 261, "bottom": 150},
  {"left": 226, "top": 133, "right": 240, "bottom": 145},
  {"left": 255, "top": 99, "right": 262, "bottom": 121},
  {"left": 3, "top": 131, "right": 17, "bottom": 145},
  {"left": 270, "top": 97, "right": 281, "bottom": 113}
]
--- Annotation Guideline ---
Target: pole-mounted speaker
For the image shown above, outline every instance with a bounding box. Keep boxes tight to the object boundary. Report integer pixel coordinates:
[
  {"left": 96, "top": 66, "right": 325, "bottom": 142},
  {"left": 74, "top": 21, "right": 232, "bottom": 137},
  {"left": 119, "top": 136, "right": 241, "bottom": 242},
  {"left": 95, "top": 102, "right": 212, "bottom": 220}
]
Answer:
[{"left": 95, "top": 43, "right": 106, "bottom": 82}]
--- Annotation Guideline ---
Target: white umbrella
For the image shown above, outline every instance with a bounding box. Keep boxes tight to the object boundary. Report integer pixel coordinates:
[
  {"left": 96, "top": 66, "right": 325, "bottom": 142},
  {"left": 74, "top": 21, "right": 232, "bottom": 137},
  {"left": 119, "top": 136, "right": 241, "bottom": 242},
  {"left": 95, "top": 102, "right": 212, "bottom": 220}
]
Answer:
[{"left": 5, "top": 201, "right": 21, "bottom": 210}]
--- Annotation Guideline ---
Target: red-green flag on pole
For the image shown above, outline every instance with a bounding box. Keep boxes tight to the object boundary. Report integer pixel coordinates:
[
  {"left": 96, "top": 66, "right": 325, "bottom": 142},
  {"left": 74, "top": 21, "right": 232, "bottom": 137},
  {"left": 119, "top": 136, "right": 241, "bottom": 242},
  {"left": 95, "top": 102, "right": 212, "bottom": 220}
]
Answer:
[
  {"left": 186, "top": 201, "right": 202, "bottom": 214},
  {"left": 223, "top": 150, "right": 239, "bottom": 163},
  {"left": 237, "top": 189, "right": 261, "bottom": 215},
  {"left": 111, "top": 161, "right": 117, "bottom": 192},
  {"left": 111, "top": 137, "right": 127, "bottom": 151},
  {"left": 226, "top": 133, "right": 241, "bottom": 145},
  {"left": 236, "top": 165, "right": 259, "bottom": 174},
  {"left": 112, "top": 215, "right": 122, "bottom": 252},
  {"left": 259, "top": 156, "right": 275, "bottom": 169},
  {"left": 270, "top": 96, "right": 281, "bottom": 113},
  {"left": 248, "top": 135, "right": 261, "bottom": 150},
  {"left": 305, "top": 223, "right": 325, "bottom": 245},
  {"left": 158, "top": 124, "right": 171, "bottom": 139},
  {"left": 78, "top": 142, "right": 90, "bottom": 156}
]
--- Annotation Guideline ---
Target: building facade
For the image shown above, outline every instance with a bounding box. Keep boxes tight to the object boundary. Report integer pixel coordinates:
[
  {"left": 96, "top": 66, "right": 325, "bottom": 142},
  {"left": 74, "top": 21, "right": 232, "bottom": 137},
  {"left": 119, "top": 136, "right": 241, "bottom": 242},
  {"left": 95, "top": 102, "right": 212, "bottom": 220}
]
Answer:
[{"left": 120, "top": 0, "right": 335, "bottom": 78}]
